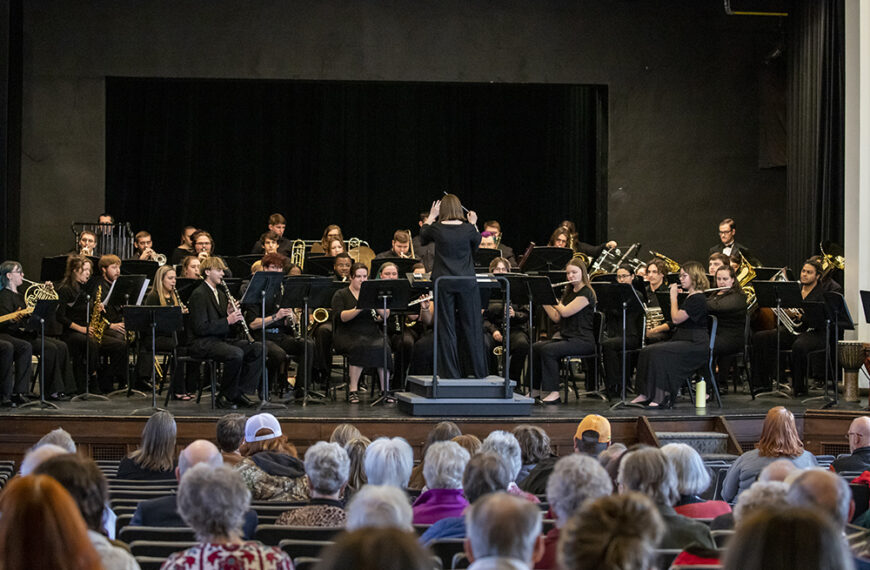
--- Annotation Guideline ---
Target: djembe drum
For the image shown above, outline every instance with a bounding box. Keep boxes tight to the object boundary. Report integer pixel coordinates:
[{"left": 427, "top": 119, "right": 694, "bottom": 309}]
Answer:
[{"left": 838, "top": 341, "right": 867, "bottom": 402}]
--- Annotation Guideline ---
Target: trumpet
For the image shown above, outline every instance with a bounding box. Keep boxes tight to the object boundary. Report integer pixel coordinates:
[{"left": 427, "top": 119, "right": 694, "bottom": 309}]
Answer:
[
  {"left": 144, "top": 249, "right": 166, "bottom": 265},
  {"left": 197, "top": 250, "right": 209, "bottom": 261}
]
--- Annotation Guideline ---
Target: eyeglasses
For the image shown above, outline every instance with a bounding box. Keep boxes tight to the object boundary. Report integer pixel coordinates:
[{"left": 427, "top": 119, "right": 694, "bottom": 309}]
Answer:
[{"left": 718, "top": 230, "right": 734, "bottom": 235}]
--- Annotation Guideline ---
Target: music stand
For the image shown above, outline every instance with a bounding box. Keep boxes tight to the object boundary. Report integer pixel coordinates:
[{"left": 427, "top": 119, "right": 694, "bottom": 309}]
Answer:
[
  {"left": 71, "top": 293, "right": 109, "bottom": 402},
  {"left": 307, "top": 278, "right": 347, "bottom": 399},
  {"left": 104, "top": 275, "right": 150, "bottom": 399},
  {"left": 753, "top": 280, "right": 804, "bottom": 399},
  {"left": 502, "top": 275, "right": 557, "bottom": 394},
  {"left": 175, "top": 279, "right": 201, "bottom": 305},
  {"left": 121, "top": 260, "right": 159, "bottom": 281},
  {"left": 519, "top": 247, "right": 573, "bottom": 273},
  {"left": 593, "top": 283, "right": 644, "bottom": 410},
  {"left": 224, "top": 256, "right": 254, "bottom": 280},
  {"left": 41, "top": 255, "right": 73, "bottom": 283},
  {"left": 370, "top": 257, "right": 421, "bottom": 278},
  {"left": 280, "top": 276, "right": 331, "bottom": 405},
  {"left": 803, "top": 293, "right": 855, "bottom": 408},
  {"left": 756, "top": 267, "right": 795, "bottom": 281},
  {"left": 19, "top": 299, "right": 61, "bottom": 410},
  {"left": 303, "top": 256, "right": 338, "bottom": 277},
  {"left": 666, "top": 273, "right": 681, "bottom": 285},
  {"left": 240, "top": 271, "right": 286, "bottom": 410},
  {"left": 123, "top": 306, "right": 183, "bottom": 415},
  {"left": 357, "top": 279, "right": 412, "bottom": 406},
  {"left": 591, "top": 273, "right": 618, "bottom": 283},
  {"left": 654, "top": 290, "right": 688, "bottom": 323},
  {"left": 473, "top": 248, "right": 501, "bottom": 270}
]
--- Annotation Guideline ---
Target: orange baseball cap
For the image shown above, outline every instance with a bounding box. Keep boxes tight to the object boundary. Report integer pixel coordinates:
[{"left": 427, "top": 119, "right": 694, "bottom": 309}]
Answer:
[{"left": 574, "top": 414, "right": 611, "bottom": 443}]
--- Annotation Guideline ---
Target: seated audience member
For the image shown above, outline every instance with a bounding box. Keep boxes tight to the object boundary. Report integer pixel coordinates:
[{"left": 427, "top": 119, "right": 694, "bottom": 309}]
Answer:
[
  {"left": 216, "top": 413, "right": 247, "bottom": 466},
  {"left": 162, "top": 464, "right": 294, "bottom": 570},
  {"left": 452, "top": 434, "right": 482, "bottom": 457},
  {"left": 464, "top": 492, "right": 544, "bottom": 570},
  {"left": 0, "top": 475, "right": 102, "bottom": 570},
  {"left": 723, "top": 508, "right": 853, "bottom": 570},
  {"left": 116, "top": 410, "right": 177, "bottom": 480},
  {"left": 19, "top": 443, "right": 69, "bottom": 475},
  {"left": 344, "top": 436, "right": 371, "bottom": 497},
  {"left": 832, "top": 416, "right": 870, "bottom": 473},
  {"left": 131, "top": 440, "right": 258, "bottom": 539},
  {"left": 661, "top": 443, "right": 731, "bottom": 518},
  {"left": 35, "top": 427, "right": 77, "bottom": 453},
  {"left": 277, "top": 441, "right": 349, "bottom": 527},
  {"left": 721, "top": 406, "right": 817, "bottom": 502},
  {"left": 408, "top": 421, "right": 461, "bottom": 490},
  {"left": 313, "top": 528, "right": 432, "bottom": 570},
  {"left": 711, "top": 466, "right": 793, "bottom": 531},
  {"left": 617, "top": 447, "right": 715, "bottom": 550},
  {"left": 787, "top": 469, "right": 855, "bottom": 533},
  {"left": 329, "top": 423, "right": 362, "bottom": 447},
  {"left": 33, "top": 454, "right": 138, "bottom": 570},
  {"left": 420, "top": 452, "right": 513, "bottom": 544},
  {"left": 364, "top": 436, "right": 414, "bottom": 489},
  {"left": 412, "top": 441, "right": 471, "bottom": 524},
  {"left": 557, "top": 492, "right": 664, "bottom": 570},
  {"left": 346, "top": 485, "right": 414, "bottom": 532},
  {"left": 537, "top": 454, "right": 614, "bottom": 569},
  {"left": 480, "top": 430, "right": 539, "bottom": 503},
  {"left": 598, "top": 443, "right": 628, "bottom": 489},
  {"left": 512, "top": 425, "right": 551, "bottom": 485},
  {"left": 236, "top": 413, "right": 308, "bottom": 502}
]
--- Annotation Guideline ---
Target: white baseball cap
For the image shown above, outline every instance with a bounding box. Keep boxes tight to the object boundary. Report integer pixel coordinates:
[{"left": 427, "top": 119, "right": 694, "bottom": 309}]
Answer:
[{"left": 244, "top": 413, "right": 283, "bottom": 443}]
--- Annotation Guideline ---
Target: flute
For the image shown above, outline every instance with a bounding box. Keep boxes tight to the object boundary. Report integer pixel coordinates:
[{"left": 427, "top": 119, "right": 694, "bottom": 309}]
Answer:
[{"left": 550, "top": 280, "right": 579, "bottom": 288}]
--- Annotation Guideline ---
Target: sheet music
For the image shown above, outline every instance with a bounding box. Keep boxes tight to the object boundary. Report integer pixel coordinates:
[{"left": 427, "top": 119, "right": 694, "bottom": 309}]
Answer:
[{"left": 135, "top": 279, "right": 150, "bottom": 305}]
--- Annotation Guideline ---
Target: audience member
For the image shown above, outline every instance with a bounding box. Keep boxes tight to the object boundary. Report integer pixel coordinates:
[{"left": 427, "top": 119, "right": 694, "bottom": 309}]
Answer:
[
  {"left": 364, "top": 436, "right": 414, "bottom": 488},
  {"left": 131, "top": 439, "right": 258, "bottom": 538},
  {"left": 346, "top": 485, "right": 414, "bottom": 531},
  {"left": 412, "top": 441, "right": 470, "bottom": 524},
  {"left": 344, "top": 436, "right": 371, "bottom": 497},
  {"left": 236, "top": 413, "right": 308, "bottom": 501},
  {"left": 480, "top": 430, "right": 539, "bottom": 502},
  {"left": 216, "top": 413, "right": 246, "bottom": 466},
  {"left": 723, "top": 507, "right": 854, "bottom": 570},
  {"left": 598, "top": 442, "right": 628, "bottom": 488},
  {"left": 452, "top": 433, "right": 482, "bottom": 456},
  {"left": 116, "top": 410, "right": 177, "bottom": 480},
  {"left": 408, "top": 421, "right": 462, "bottom": 490},
  {"left": 537, "top": 454, "right": 614, "bottom": 569},
  {"left": 832, "top": 416, "right": 870, "bottom": 473},
  {"left": 19, "top": 443, "right": 68, "bottom": 475},
  {"left": 662, "top": 442, "right": 731, "bottom": 518},
  {"left": 0, "top": 475, "right": 102, "bottom": 570},
  {"left": 33, "top": 454, "right": 139, "bottom": 570},
  {"left": 759, "top": 457, "right": 801, "bottom": 482},
  {"left": 420, "top": 451, "right": 512, "bottom": 544},
  {"left": 35, "top": 427, "right": 77, "bottom": 453},
  {"left": 787, "top": 468, "right": 853, "bottom": 529},
  {"left": 617, "top": 447, "right": 715, "bottom": 550},
  {"left": 557, "top": 492, "right": 664, "bottom": 570},
  {"left": 313, "top": 528, "right": 432, "bottom": 570},
  {"left": 721, "top": 406, "right": 817, "bottom": 502},
  {"left": 329, "top": 423, "right": 362, "bottom": 447},
  {"left": 277, "top": 441, "right": 349, "bottom": 527},
  {"left": 711, "top": 480, "right": 789, "bottom": 532},
  {"left": 512, "top": 425, "right": 551, "bottom": 484},
  {"left": 464, "top": 492, "right": 544, "bottom": 570}
]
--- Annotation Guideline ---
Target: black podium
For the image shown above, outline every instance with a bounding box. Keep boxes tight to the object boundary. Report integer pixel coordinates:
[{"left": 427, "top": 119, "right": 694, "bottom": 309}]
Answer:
[
  {"left": 358, "top": 278, "right": 412, "bottom": 406},
  {"left": 123, "top": 305, "right": 183, "bottom": 415},
  {"left": 240, "top": 271, "right": 286, "bottom": 410}
]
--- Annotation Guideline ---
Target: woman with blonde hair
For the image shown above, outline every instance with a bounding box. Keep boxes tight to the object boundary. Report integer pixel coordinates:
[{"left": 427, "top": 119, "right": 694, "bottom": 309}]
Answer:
[
  {"left": 631, "top": 260, "right": 710, "bottom": 409},
  {"left": 721, "top": 406, "right": 817, "bottom": 502}
]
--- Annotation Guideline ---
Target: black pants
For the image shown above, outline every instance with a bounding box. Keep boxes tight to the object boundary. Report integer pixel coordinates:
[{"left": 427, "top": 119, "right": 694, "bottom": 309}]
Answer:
[
  {"left": 97, "top": 330, "right": 129, "bottom": 392},
  {"left": 389, "top": 329, "right": 415, "bottom": 389},
  {"left": 713, "top": 336, "right": 744, "bottom": 391},
  {"left": 264, "top": 333, "right": 315, "bottom": 393},
  {"left": 135, "top": 335, "right": 182, "bottom": 392},
  {"left": 601, "top": 335, "right": 641, "bottom": 396},
  {"left": 435, "top": 281, "right": 487, "bottom": 379},
  {"left": 484, "top": 330, "right": 530, "bottom": 382},
  {"left": 531, "top": 337, "right": 596, "bottom": 392},
  {"left": 410, "top": 332, "right": 434, "bottom": 375},
  {"left": 0, "top": 335, "right": 30, "bottom": 396},
  {"left": 27, "top": 335, "right": 71, "bottom": 395},
  {"left": 191, "top": 338, "right": 263, "bottom": 399},
  {"left": 311, "top": 322, "right": 333, "bottom": 377},
  {"left": 63, "top": 331, "right": 99, "bottom": 393},
  {"left": 750, "top": 328, "right": 827, "bottom": 395}
]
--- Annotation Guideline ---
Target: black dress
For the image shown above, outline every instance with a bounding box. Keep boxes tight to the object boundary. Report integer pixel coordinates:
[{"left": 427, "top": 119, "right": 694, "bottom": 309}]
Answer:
[
  {"left": 331, "top": 287, "right": 392, "bottom": 369},
  {"left": 419, "top": 221, "right": 487, "bottom": 378},
  {"left": 706, "top": 290, "right": 747, "bottom": 390},
  {"left": 636, "top": 292, "right": 709, "bottom": 399}
]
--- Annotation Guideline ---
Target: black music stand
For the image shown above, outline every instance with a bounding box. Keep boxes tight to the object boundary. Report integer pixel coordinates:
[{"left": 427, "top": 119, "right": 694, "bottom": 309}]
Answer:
[
  {"left": 121, "top": 260, "right": 159, "bottom": 281},
  {"left": 303, "top": 256, "right": 338, "bottom": 277},
  {"left": 654, "top": 290, "right": 688, "bottom": 322},
  {"left": 281, "top": 276, "right": 331, "bottom": 406},
  {"left": 594, "top": 283, "right": 645, "bottom": 410},
  {"left": 124, "top": 306, "right": 183, "bottom": 415},
  {"left": 105, "top": 275, "right": 150, "bottom": 399},
  {"left": 358, "top": 279, "right": 412, "bottom": 406},
  {"left": 473, "top": 248, "right": 501, "bottom": 270},
  {"left": 371, "top": 257, "right": 421, "bottom": 278},
  {"left": 803, "top": 293, "right": 854, "bottom": 408},
  {"left": 520, "top": 247, "right": 573, "bottom": 273},
  {"left": 71, "top": 293, "right": 109, "bottom": 402},
  {"left": 307, "top": 278, "right": 347, "bottom": 398},
  {"left": 591, "top": 273, "right": 618, "bottom": 283},
  {"left": 503, "top": 275, "right": 557, "bottom": 394},
  {"left": 240, "top": 271, "right": 286, "bottom": 410},
  {"left": 19, "top": 299, "right": 61, "bottom": 410},
  {"left": 753, "top": 280, "right": 804, "bottom": 399},
  {"left": 666, "top": 273, "right": 681, "bottom": 285},
  {"left": 175, "top": 279, "right": 201, "bottom": 305},
  {"left": 755, "top": 267, "right": 795, "bottom": 281},
  {"left": 41, "top": 255, "right": 73, "bottom": 282},
  {"left": 225, "top": 256, "right": 254, "bottom": 280}
]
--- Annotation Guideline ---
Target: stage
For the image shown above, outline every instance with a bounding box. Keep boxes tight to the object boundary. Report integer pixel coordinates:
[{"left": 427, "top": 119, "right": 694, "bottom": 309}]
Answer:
[{"left": 0, "top": 386, "right": 865, "bottom": 465}]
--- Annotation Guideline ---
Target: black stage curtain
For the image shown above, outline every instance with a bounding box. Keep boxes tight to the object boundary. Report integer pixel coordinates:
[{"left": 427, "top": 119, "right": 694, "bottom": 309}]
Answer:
[
  {"left": 106, "top": 78, "right": 606, "bottom": 258},
  {"left": 785, "top": 0, "right": 844, "bottom": 273}
]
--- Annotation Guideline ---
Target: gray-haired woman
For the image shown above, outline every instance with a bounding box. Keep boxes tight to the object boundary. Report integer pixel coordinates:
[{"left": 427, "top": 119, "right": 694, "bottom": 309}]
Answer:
[
  {"left": 162, "top": 464, "right": 293, "bottom": 570},
  {"left": 276, "top": 441, "right": 349, "bottom": 527},
  {"left": 411, "top": 441, "right": 470, "bottom": 525}
]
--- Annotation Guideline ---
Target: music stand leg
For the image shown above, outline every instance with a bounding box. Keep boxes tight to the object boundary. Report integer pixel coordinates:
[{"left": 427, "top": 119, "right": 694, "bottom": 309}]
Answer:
[
  {"left": 20, "top": 319, "right": 59, "bottom": 410},
  {"left": 805, "top": 319, "right": 839, "bottom": 408},
  {"left": 132, "top": 320, "right": 167, "bottom": 415},
  {"left": 611, "top": 302, "right": 630, "bottom": 410},
  {"left": 297, "top": 299, "right": 325, "bottom": 406},
  {"left": 72, "top": 295, "right": 108, "bottom": 402},
  {"left": 257, "top": 291, "right": 285, "bottom": 411},
  {"left": 755, "top": 298, "right": 792, "bottom": 399},
  {"left": 371, "top": 295, "right": 392, "bottom": 407}
]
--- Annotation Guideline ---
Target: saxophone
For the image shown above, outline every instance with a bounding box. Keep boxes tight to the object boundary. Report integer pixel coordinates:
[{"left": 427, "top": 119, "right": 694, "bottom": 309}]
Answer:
[{"left": 90, "top": 285, "right": 109, "bottom": 343}]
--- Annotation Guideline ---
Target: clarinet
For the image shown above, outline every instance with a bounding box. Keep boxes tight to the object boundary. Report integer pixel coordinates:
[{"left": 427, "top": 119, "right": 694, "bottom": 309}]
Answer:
[{"left": 220, "top": 280, "right": 255, "bottom": 343}]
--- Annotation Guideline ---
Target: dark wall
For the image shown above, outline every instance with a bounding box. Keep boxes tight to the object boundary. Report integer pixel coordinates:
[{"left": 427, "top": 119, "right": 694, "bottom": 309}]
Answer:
[{"left": 20, "top": 0, "right": 786, "bottom": 271}]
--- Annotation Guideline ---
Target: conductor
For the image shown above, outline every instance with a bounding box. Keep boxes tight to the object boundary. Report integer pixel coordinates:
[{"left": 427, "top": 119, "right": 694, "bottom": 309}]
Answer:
[{"left": 420, "top": 194, "right": 487, "bottom": 379}]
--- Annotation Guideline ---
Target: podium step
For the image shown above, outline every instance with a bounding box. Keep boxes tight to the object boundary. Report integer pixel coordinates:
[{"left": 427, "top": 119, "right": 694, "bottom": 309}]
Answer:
[
  {"left": 405, "top": 375, "right": 517, "bottom": 399},
  {"left": 395, "top": 391, "right": 534, "bottom": 417}
]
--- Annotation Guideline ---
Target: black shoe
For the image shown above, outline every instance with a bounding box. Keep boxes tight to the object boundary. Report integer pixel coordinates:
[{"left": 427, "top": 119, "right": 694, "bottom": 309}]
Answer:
[
  {"left": 11, "top": 394, "right": 29, "bottom": 405},
  {"left": 235, "top": 394, "right": 256, "bottom": 408},
  {"left": 48, "top": 393, "right": 71, "bottom": 402},
  {"left": 0, "top": 397, "right": 16, "bottom": 408},
  {"left": 215, "top": 394, "right": 237, "bottom": 409}
]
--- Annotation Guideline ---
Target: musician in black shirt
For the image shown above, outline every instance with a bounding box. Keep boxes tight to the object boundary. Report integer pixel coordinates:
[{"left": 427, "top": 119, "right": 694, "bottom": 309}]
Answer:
[
  {"left": 56, "top": 255, "right": 99, "bottom": 394},
  {"left": 600, "top": 265, "right": 645, "bottom": 399},
  {"left": 483, "top": 257, "right": 530, "bottom": 382},
  {"left": 250, "top": 213, "right": 292, "bottom": 256},
  {"left": 94, "top": 255, "right": 130, "bottom": 392}
]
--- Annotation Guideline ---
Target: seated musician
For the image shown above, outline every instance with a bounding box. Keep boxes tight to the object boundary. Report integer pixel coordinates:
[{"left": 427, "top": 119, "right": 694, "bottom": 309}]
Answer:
[
  {"left": 250, "top": 213, "right": 292, "bottom": 255},
  {"left": 635, "top": 264, "right": 647, "bottom": 280},
  {"left": 531, "top": 258, "right": 597, "bottom": 404},
  {"left": 287, "top": 263, "right": 302, "bottom": 276},
  {"left": 333, "top": 252, "right": 352, "bottom": 281},
  {"left": 94, "top": 254, "right": 131, "bottom": 393},
  {"left": 554, "top": 221, "right": 617, "bottom": 259},
  {"left": 75, "top": 230, "right": 97, "bottom": 256},
  {"left": 243, "top": 253, "right": 314, "bottom": 401},
  {"left": 56, "top": 255, "right": 99, "bottom": 395},
  {"left": 375, "top": 230, "right": 413, "bottom": 259},
  {"left": 261, "top": 232, "right": 281, "bottom": 256},
  {"left": 729, "top": 252, "right": 741, "bottom": 272},
  {"left": 709, "top": 217, "right": 756, "bottom": 263},
  {"left": 133, "top": 231, "right": 163, "bottom": 262},
  {"left": 749, "top": 258, "right": 826, "bottom": 397},
  {"left": 191, "top": 230, "right": 215, "bottom": 259},
  {"left": 600, "top": 264, "right": 645, "bottom": 399},
  {"left": 412, "top": 212, "right": 435, "bottom": 272},
  {"left": 0, "top": 261, "right": 72, "bottom": 400},
  {"left": 708, "top": 252, "right": 730, "bottom": 276},
  {"left": 311, "top": 225, "right": 344, "bottom": 254},
  {"left": 483, "top": 257, "right": 530, "bottom": 382},
  {"left": 308, "top": 252, "right": 353, "bottom": 385},
  {"left": 332, "top": 262, "right": 392, "bottom": 404},
  {"left": 379, "top": 261, "right": 415, "bottom": 390},
  {"left": 482, "top": 221, "right": 517, "bottom": 267},
  {"left": 706, "top": 265, "right": 748, "bottom": 392},
  {"left": 326, "top": 238, "right": 346, "bottom": 257},
  {"left": 98, "top": 213, "right": 114, "bottom": 225},
  {"left": 186, "top": 256, "right": 262, "bottom": 409},
  {"left": 0, "top": 264, "right": 44, "bottom": 404},
  {"left": 180, "top": 255, "right": 201, "bottom": 279},
  {"left": 479, "top": 232, "right": 497, "bottom": 250},
  {"left": 644, "top": 258, "right": 672, "bottom": 344},
  {"left": 807, "top": 254, "right": 843, "bottom": 293},
  {"left": 170, "top": 226, "right": 197, "bottom": 265},
  {"left": 631, "top": 261, "right": 710, "bottom": 409}
]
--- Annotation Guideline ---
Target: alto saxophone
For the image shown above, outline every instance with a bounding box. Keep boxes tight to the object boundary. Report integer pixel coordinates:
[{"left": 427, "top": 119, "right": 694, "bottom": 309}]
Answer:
[
  {"left": 90, "top": 285, "right": 109, "bottom": 343},
  {"left": 220, "top": 280, "right": 255, "bottom": 343}
]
